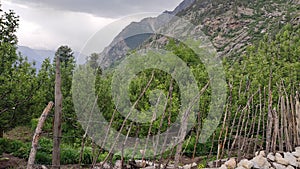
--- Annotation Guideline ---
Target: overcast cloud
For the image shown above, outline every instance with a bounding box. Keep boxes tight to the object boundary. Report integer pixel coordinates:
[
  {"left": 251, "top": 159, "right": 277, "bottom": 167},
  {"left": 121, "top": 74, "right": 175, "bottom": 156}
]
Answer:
[
  {"left": 1, "top": 0, "right": 182, "bottom": 52},
  {"left": 7, "top": 0, "right": 183, "bottom": 18}
]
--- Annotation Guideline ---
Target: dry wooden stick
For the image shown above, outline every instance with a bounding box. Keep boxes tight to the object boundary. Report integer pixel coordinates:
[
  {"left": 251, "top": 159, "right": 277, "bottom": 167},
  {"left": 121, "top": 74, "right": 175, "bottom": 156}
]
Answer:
[
  {"left": 27, "top": 102, "right": 54, "bottom": 169},
  {"left": 266, "top": 69, "right": 273, "bottom": 154},
  {"left": 254, "top": 87, "right": 262, "bottom": 154}
]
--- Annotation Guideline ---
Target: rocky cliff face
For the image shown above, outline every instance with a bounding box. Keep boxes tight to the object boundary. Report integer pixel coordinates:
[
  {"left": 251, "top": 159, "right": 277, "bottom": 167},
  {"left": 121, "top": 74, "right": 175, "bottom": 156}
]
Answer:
[
  {"left": 99, "top": 0, "right": 196, "bottom": 68},
  {"left": 99, "top": 0, "right": 300, "bottom": 68},
  {"left": 178, "top": 0, "right": 300, "bottom": 57}
]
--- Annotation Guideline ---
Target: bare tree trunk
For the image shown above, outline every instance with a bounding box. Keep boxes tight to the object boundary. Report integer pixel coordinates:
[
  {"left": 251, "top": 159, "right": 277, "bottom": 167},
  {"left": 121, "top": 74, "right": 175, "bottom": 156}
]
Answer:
[
  {"left": 266, "top": 69, "right": 273, "bottom": 154},
  {"left": 271, "top": 109, "right": 278, "bottom": 153},
  {"left": 52, "top": 57, "right": 63, "bottom": 169},
  {"left": 27, "top": 102, "right": 54, "bottom": 169},
  {"left": 254, "top": 88, "right": 262, "bottom": 154},
  {"left": 296, "top": 92, "right": 300, "bottom": 146}
]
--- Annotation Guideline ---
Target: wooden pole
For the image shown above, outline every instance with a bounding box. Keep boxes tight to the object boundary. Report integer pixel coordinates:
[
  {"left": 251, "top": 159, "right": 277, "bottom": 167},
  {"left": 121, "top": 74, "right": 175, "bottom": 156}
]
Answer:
[
  {"left": 52, "top": 56, "right": 63, "bottom": 169},
  {"left": 27, "top": 102, "right": 54, "bottom": 169}
]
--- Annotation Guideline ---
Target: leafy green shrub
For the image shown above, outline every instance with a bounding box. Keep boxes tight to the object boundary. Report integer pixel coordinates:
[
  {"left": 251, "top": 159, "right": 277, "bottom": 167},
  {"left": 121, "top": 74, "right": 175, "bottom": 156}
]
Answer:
[
  {"left": 35, "top": 151, "right": 52, "bottom": 165},
  {"left": 30, "top": 118, "right": 39, "bottom": 131},
  {"left": 81, "top": 147, "right": 93, "bottom": 164},
  {"left": 0, "top": 138, "right": 30, "bottom": 158},
  {"left": 60, "top": 145, "right": 79, "bottom": 164}
]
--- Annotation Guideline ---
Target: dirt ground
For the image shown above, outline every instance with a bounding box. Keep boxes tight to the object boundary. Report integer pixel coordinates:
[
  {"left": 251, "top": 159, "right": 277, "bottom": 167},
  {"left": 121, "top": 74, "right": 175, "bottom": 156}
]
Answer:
[{"left": 0, "top": 153, "right": 27, "bottom": 169}]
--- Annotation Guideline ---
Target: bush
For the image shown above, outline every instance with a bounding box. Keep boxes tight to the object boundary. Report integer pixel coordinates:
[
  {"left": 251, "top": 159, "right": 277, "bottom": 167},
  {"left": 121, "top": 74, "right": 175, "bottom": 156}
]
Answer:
[
  {"left": 35, "top": 151, "right": 52, "bottom": 165},
  {"left": 60, "top": 145, "right": 79, "bottom": 164},
  {"left": 0, "top": 138, "right": 30, "bottom": 158}
]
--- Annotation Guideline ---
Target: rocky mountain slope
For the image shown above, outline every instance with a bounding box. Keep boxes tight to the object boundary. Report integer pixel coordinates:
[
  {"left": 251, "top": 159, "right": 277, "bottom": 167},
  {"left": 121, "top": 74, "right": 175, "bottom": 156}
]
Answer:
[
  {"left": 177, "top": 0, "right": 300, "bottom": 57},
  {"left": 99, "top": 0, "right": 300, "bottom": 68}
]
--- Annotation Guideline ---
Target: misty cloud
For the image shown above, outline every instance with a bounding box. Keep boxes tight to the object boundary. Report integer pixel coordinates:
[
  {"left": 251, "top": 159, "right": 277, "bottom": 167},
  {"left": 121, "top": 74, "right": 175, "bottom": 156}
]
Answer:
[{"left": 7, "top": 0, "right": 182, "bottom": 18}]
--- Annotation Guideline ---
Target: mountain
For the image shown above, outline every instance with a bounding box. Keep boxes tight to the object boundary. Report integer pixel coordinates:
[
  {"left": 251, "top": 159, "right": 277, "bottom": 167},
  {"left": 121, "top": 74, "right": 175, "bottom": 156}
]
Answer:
[
  {"left": 99, "top": 0, "right": 300, "bottom": 68},
  {"left": 17, "top": 46, "right": 55, "bottom": 70},
  {"left": 17, "top": 46, "right": 84, "bottom": 71},
  {"left": 176, "top": 0, "right": 300, "bottom": 57},
  {"left": 99, "top": 0, "right": 196, "bottom": 68}
]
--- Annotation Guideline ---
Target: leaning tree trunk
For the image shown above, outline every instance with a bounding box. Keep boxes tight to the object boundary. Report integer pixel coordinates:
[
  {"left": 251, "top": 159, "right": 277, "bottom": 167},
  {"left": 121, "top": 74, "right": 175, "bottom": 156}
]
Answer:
[{"left": 27, "top": 102, "right": 54, "bottom": 169}]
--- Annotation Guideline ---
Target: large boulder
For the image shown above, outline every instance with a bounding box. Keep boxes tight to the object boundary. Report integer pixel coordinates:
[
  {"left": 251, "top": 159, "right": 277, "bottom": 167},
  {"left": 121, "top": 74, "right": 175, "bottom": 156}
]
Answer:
[
  {"left": 250, "top": 155, "right": 271, "bottom": 169},
  {"left": 224, "top": 158, "right": 236, "bottom": 169},
  {"left": 284, "top": 152, "right": 298, "bottom": 167},
  {"left": 237, "top": 159, "right": 253, "bottom": 169},
  {"left": 275, "top": 153, "right": 289, "bottom": 166}
]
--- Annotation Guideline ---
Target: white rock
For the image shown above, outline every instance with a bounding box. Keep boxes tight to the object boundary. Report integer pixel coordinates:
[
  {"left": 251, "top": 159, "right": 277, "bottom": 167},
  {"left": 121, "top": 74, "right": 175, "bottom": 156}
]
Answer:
[
  {"left": 292, "top": 151, "right": 300, "bottom": 158},
  {"left": 286, "top": 165, "right": 295, "bottom": 169},
  {"left": 251, "top": 155, "right": 271, "bottom": 169},
  {"left": 114, "top": 160, "right": 122, "bottom": 169},
  {"left": 235, "top": 167, "right": 245, "bottom": 169},
  {"left": 295, "top": 147, "right": 300, "bottom": 153},
  {"left": 267, "top": 152, "right": 275, "bottom": 161},
  {"left": 225, "top": 158, "right": 236, "bottom": 169},
  {"left": 284, "top": 152, "right": 298, "bottom": 167},
  {"left": 219, "top": 164, "right": 227, "bottom": 169},
  {"left": 273, "top": 162, "right": 286, "bottom": 169},
  {"left": 255, "top": 151, "right": 266, "bottom": 157},
  {"left": 259, "top": 151, "right": 266, "bottom": 157},
  {"left": 237, "top": 159, "right": 253, "bottom": 169},
  {"left": 275, "top": 153, "right": 289, "bottom": 165}
]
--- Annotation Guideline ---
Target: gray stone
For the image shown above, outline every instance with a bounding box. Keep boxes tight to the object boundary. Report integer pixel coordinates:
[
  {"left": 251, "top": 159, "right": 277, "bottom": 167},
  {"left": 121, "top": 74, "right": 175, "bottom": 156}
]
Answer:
[
  {"left": 237, "top": 159, "right": 253, "bottom": 169},
  {"left": 295, "top": 147, "right": 300, "bottom": 153},
  {"left": 225, "top": 158, "right": 236, "bottom": 169},
  {"left": 292, "top": 151, "right": 300, "bottom": 158},
  {"left": 286, "top": 165, "right": 295, "bottom": 169},
  {"left": 284, "top": 152, "right": 298, "bottom": 167},
  {"left": 114, "top": 160, "right": 122, "bottom": 169},
  {"left": 293, "top": 147, "right": 300, "bottom": 158},
  {"left": 251, "top": 155, "right": 271, "bottom": 169},
  {"left": 267, "top": 152, "right": 276, "bottom": 161},
  {"left": 219, "top": 164, "right": 227, "bottom": 169},
  {"left": 182, "top": 163, "right": 197, "bottom": 169},
  {"left": 259, "top": 151, "right": 266, "bottom": 157},
  {"left": 255, "top": 151, "right": 266, "bottom": 157},
  {"left": 273, "top": 162, "right": 286, "bottom": 169},
  {"left": 275, "top": 153, "right": 289, "bottom": 165},
  {"left": 235, "top": 167, "right": 245, "bottom": 169}
]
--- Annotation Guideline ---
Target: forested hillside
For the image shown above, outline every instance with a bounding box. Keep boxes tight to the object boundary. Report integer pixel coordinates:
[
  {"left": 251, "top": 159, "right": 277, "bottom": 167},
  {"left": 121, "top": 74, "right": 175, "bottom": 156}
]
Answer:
[{"left": 0, "top": 0, "right": 299, "bottom": 168}]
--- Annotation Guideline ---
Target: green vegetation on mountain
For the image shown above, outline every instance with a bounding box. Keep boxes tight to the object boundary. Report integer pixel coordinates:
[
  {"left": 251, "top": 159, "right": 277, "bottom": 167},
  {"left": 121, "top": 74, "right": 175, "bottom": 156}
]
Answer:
[{"left": 0, "top": 0, "right": 299, "bottom": 167}]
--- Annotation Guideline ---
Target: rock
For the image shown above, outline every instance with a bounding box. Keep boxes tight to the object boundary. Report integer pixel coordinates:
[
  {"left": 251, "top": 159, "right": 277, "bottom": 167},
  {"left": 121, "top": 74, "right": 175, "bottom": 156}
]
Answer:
[
  {"left": 235, "top": 167, "right": 245, "bottom": 169},
  {"left": 259, "top": 151, "right": 266, "bottom": 157},
  {"left": 275, "top": 153, "right": 289, "bottom": 165},
  {"left": 97, "top": 162, "right": 111, "bottom": 169},
  {"left": 255, "top": 151, "right": 266, "bottom": 157},
  {"left": 237, "top": 159, "right": 253, "bottom": 169},
  {"left": 251, "top": 155, "right": 271, "bottom": 169},
  {"left": 114, "top": 160, "right": 122, "bottom": 169},
  {"left": 292, "top": 151, "right": 300, "bottom": 158},
  {"left": 143, "top": 166, "right": 155, "bottom": 169},
  {"left": 166, "top": 164, "right": 175, "bottom": 169},
  {"left": 41, "top": 165, "right": 48, "bottom": 169},
  {"left": 0, "top": 157, "right": 9, "bottom": 161},
  {"left": 267, "top": 152, "right": 275, "bottom": 161},
  {"left": 284, "top": 152, "right": 298, "bottom": 167},
  {"left": 219, "top": 164, "right": 227, "bottom": 169},
  {"left": 286, "top": 166, "right": 295, "bottom": 169},
  {"left": 225, "top": 158, "right": 236, "bottom": 169},
  {"left": 273, "top": 162, "right": 286, "bottom": 169}
]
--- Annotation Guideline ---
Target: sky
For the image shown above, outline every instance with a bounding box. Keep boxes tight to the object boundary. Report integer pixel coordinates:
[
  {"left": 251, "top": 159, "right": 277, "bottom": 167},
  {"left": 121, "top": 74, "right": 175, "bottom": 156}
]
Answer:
[{"left": 1, "top": 0, "right": 183, "bottom": 53}]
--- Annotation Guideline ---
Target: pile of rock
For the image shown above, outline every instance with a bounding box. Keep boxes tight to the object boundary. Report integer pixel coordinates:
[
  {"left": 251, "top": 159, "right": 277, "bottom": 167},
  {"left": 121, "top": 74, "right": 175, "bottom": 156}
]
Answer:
[
  {"left": 215, "top": 147, "right": 300, "bottom": 169},
  {"left": 95, "top": 147, "right": 300, "bottom": 169}
]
